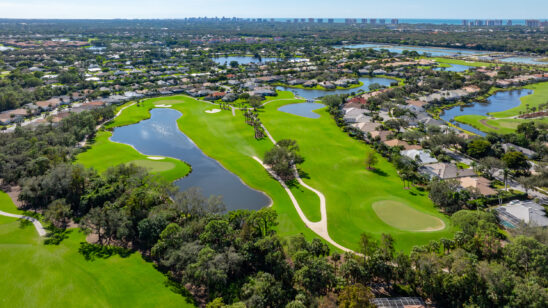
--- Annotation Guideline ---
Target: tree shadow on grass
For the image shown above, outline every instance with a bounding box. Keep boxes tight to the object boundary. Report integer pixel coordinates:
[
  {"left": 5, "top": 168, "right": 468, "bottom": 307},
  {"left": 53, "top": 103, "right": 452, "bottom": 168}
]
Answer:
[
  {"left": 368, "top": 168, "right": 388, "bottom": 177},
  {"left": 44, "top": 226, "right": 72, "bottom": 245},
  {"left": 297, "top": 169, "right": 310, "bottom": 179},
  {"left": 78, "top": 242, "right": 132, "bottom": 261},
  {"left": 164, "top": 278, "right": 197, "bottom": 306}
]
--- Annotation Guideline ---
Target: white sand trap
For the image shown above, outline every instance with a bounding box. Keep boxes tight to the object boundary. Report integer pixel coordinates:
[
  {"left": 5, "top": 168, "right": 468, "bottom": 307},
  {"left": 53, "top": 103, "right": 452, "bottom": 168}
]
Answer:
[
  {"left": 205, "top": 109, "right": 221, "bottom": 114},
  {"left": 156, "top": 104, "right": 172, "bottom": 108},
  {"left": 147, "top": 156, "right": 166, "bottom": 160}
]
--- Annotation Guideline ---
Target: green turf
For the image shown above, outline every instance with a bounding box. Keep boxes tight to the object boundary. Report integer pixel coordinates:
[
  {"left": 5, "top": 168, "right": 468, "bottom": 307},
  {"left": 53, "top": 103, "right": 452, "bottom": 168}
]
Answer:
[
  {"left": 260, "top": 99, "right": 455, "bottom": 251},
  {"left": 454, "top": 115, "right": 548, "bottom": 135},
  {"left": 75, "top": 131, "right": 190, "bottom": 182},
  {"left": 372, "top": 201, "right": 445, "bottom": 231},
  {"left": 86, "top": 93, "right": 455, "bottom": 252},
  {"left": 430, "top": 57, "right": 495, "bottom": 67},
  {"left": 0, "top": 191, "right": 194, "bottom": 308},
  {"left": 489, "top": 82, "right": 548, "bottom": 118}
]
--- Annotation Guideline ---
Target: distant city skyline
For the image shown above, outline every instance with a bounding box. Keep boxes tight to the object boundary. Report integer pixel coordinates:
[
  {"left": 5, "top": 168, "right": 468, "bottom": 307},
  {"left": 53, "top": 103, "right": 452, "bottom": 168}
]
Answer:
[{"left": 0, "top": 0, "right": 547, "bottom": 19}]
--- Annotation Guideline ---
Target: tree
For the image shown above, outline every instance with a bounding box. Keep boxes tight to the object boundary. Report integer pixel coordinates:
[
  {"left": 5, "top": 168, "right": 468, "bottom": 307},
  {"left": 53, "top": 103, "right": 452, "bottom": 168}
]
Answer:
[
  {"left": 338, "top": 283, "right": 375, "bottom": 308},
  {"left": 263, "top": 139, "right": 304, "bottom": 181},
  {"left": 479, "top": 156, "right": 504, "bottom": 179},
  {"left": 44, "top": 199, "right": 72, "bottom": 229},
  {"left": 502, "top": 151, "right": 529, "bottom": 171},
  {"left": 467, "top": 138, "right": 491, "bottom": 158},
  {"left": 229, "top": 60, "right": 239, "bottom": 68},
  {"left": 365, "top": 151, "right": 378, "bottom": 170},
  {"left": 249, "top": 208, "right": 278, "bottom": 237},
  {"left": 241, "top": 272, "right": 286, "bottom": 308},
  {"left": 429, "top": 179, "right": 470, "bottom": 214},
  {"left": 516, "top": 122, "right": 539, "bottom": 140}
]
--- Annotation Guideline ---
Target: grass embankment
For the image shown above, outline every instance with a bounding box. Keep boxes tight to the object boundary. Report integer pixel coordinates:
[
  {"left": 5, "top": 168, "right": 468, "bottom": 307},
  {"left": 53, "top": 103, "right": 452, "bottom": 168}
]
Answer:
[
  {"left": 75, "top": 131, "right": 190, "bottom": 182},
  {"left": 273, "top": 81, "right": 365, "bottom": 91},
  {"left": 260, "top": 99, "right": 455, "bottom": 252},
  {"left": 454, "top": 82, "right": 548, "bottom": 134},
  {"left": 0, "top": 191, "right": 193, "bottom": 308}
]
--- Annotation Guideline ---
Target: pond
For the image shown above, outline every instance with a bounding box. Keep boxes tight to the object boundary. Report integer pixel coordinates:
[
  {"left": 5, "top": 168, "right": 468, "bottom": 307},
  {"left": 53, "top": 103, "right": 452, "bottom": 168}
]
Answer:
[
  {"left": 213, "top": 56, "right": 281, "bottom": 65},
  {"left": 433, "top": 63, "right": 471, "bottom": 72},
  {"left": 339, "top": 43, "right": 487, "bottom": 57},
  {"left": 500, "top": 57, "right": 547, "bottom": 65},
  {"left": 278, "top": 102, "right": 325, "bottom": 118},
  {"left": 111, "top": 108, "right": 271, "bottom": 211},
  {"left": 276, "top": 77, "right": 395, "bottom": 100},
  {"left": 440, "top": 89, "right": 533, "bottom": 136}
]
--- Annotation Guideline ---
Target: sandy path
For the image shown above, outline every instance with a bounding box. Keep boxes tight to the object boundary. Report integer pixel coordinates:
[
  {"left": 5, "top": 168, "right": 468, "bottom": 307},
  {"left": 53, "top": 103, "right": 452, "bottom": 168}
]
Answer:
[
  {"left": 0, "top": 210, "right": 46, "bottom": 237},
  {"left": 255, "top": 123, "right": 355, "bottom": 253}
]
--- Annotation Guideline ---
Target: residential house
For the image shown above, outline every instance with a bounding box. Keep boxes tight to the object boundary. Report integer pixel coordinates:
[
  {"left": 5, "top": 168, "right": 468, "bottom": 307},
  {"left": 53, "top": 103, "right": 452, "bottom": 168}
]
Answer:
[
  {"left": 496, "top": 200, "right": 548, "bottom": 228},
  {"left": 502, "top": 143, "right": 537, "bottom": 159},
  {"left": 419, "top": 162, "right": 476, "bottom": 179},
  {"left": 401, "top": 149, "right": 437, "bottom": 165},
  {"left": 459, "top": 176, "right": 497, "bottom": 196}
]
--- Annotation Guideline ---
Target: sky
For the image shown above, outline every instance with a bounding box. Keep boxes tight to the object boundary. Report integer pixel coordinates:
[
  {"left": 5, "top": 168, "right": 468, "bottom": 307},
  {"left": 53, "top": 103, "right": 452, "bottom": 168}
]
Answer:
[{"left": 0, "top": 0, "right": 547, "bottom": 19}]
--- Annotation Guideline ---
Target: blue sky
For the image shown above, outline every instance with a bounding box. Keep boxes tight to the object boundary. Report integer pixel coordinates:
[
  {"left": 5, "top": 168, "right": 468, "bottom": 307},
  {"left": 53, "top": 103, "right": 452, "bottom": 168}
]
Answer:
[{"left": 0, "top": 0, "right": 546, "bottom": 19}]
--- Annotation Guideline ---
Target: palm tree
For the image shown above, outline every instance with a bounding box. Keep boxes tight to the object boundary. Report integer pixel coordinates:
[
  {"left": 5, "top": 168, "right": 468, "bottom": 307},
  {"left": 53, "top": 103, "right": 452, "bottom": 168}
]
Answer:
[{"left": 503, "top": 168, "right": 510, "bottom": 191}]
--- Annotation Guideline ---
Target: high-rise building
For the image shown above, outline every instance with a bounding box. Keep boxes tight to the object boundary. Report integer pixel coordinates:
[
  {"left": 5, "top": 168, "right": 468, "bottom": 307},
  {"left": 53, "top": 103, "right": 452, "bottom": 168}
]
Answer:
[
  {"left": 293, "top": 18, "right": 299, "bottom": 23},
  {"left": 370, "top": 18, "right": 377, "bottom": 24},
  {"left": 300, "top": 18, "right": 306, "bottom": 23},
  {"left": 328, "top": 18, "right": 334, "bottom": 23},
  {"left": 391, "top": 19, "right": 399, "bottom": 25},
  {"left": 474, "top": 20, "right": 484, "bottom": 26},
  {"left": 361, "top": 18, "right": 367, "bottom": 24},
  {"left": 317, "top": 18, "right": 323, "bottom": 23},
  {"left": 526, "top": 20, "right": 540, "bottom": 27},
  {"left": 379, "top": 19, "right": 385, "bottom": 24},
  {"left": 507, "top": 20, "right": 513, "bottom": 26},
  {"left": 462, "top": 20, "right": 468, "bottom": 26},
  {"left": 308, "top": 18, "right": 314, "bottom": 23}
]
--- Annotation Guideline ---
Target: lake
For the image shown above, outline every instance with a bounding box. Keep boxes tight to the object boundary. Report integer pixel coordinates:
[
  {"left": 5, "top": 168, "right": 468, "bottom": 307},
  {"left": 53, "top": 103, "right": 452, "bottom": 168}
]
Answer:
[
  {"left": 440, "top": 89, "right": 533, "bottom": 136},
  {"left": 213, "top": 56, "right": 281, "bottom": 65},
  {"left": 111, "top": 108, "right": 271, "bottom": 211},
  {"left": 500, "top": 57, "right": 547, "bottom": 65},
  {"left": 339, "top": 43, "right": 487, "bottom": 57},
  {"left": 278, "top": 102, "right": 325, "bottom": 118},
  {"left": 434, "top": 63, "right": 471, "bottom": 72},
  {"left": 276, "top": 77, "right": 395, "bottom": 100}
]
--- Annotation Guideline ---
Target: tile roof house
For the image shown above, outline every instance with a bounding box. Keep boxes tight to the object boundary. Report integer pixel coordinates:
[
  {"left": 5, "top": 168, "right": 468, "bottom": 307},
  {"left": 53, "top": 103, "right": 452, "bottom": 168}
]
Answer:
[
  {"left": 459, "top": 176, "right": 497, "bottom": 196},
  {"left": 343, "top": 108, "right": 370, "bottom": 123}
]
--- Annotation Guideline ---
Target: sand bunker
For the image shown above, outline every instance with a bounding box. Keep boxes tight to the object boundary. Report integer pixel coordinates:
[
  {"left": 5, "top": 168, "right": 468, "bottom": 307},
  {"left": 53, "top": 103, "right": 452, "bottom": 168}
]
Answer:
[
  {"left": 155, "top": 104, "right": 172, "bottom": 108},
  {"left": 205, "top": 109, "right": 221, "bottom": 114},
  {"left": 147, "top": 156, "right": 166, "bottom": 160}
]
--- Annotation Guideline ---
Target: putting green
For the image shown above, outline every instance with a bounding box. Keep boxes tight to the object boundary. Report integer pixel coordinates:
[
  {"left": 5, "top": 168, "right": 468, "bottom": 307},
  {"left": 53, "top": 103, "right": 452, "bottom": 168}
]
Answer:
[
  {"left": 372, "top": 201, "right": 445, "bottom": 232},
  {"left": 130, "top": 159, "right": 176, "bottom": 172}
]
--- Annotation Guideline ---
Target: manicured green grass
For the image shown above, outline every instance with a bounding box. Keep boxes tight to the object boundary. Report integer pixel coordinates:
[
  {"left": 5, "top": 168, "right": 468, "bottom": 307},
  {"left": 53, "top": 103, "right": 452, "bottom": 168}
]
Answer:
[
  {"left": 109, "top": 95, "right": 326, "bottom": 246},
  {"left": 260, "top": 100, "right": 455, "bottom": 252},
  {"left": 490, "top": 82, "right": 548, "bottom": 118},
  {"left": 372, "top": 201, "right": 445, "bottom": 231},
  {"left": 430, "top": 57, "right": 494, "bottom": 67},
  {"left": 455, "top": 115, "right": 548, "bottom": 135},
  {"left": 0, "top": 191, "right": 194, "bottom": 308},
  {"left": 95, "top": 93, "right": 454, "bottom": 252},
  {"left": 75, "top": 131, "right": 190, "bottom": 182}
]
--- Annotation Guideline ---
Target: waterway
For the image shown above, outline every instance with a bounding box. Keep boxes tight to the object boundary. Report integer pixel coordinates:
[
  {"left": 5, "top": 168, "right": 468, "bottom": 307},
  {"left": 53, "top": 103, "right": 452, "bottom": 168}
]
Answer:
[
  {"left": 278, "top": 102, "right": 325, "bottom": 118},
  {"left": 111, "top": 108, "right": 271, "bottom": 211},
  {"left": 276, "top": 77, "right": 395, "bottom": 100},
  {"left": 213, "top": 56, "right": 281, "bottom": 65},
  {"left": 433, "top": 63, "right": 471, "bottom": 72},
  {"left": 339, "top": 43, "right": 487, "bottom": 56},
  {"left": 440, "top": 89, "right": 533, "bottom": 136}
]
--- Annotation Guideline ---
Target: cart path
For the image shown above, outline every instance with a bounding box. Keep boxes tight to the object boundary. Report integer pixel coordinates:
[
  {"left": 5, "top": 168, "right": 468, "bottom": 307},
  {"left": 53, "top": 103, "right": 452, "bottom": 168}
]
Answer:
[
  {"left": 254, "top": 123, "right": 355, "bottom": 253},
  {"left": 0, "top": 210, "right": 46, "bottom": 237}
]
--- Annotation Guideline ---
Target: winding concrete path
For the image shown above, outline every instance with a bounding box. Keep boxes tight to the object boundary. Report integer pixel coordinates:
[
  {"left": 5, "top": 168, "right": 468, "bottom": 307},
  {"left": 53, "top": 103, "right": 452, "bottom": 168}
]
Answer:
[
  {"left": 255, "top": 123, "right": 355, "bottom": 253},
  {"left": 0, "top": 210, "right": 46, "bottom": 236}
]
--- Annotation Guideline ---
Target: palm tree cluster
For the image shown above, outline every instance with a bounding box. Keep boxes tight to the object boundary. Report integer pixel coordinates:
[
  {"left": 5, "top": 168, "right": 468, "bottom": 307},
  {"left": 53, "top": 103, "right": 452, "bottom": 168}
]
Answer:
[{"left": 243, "top": 109, "right": 265, "bottom": 139}]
